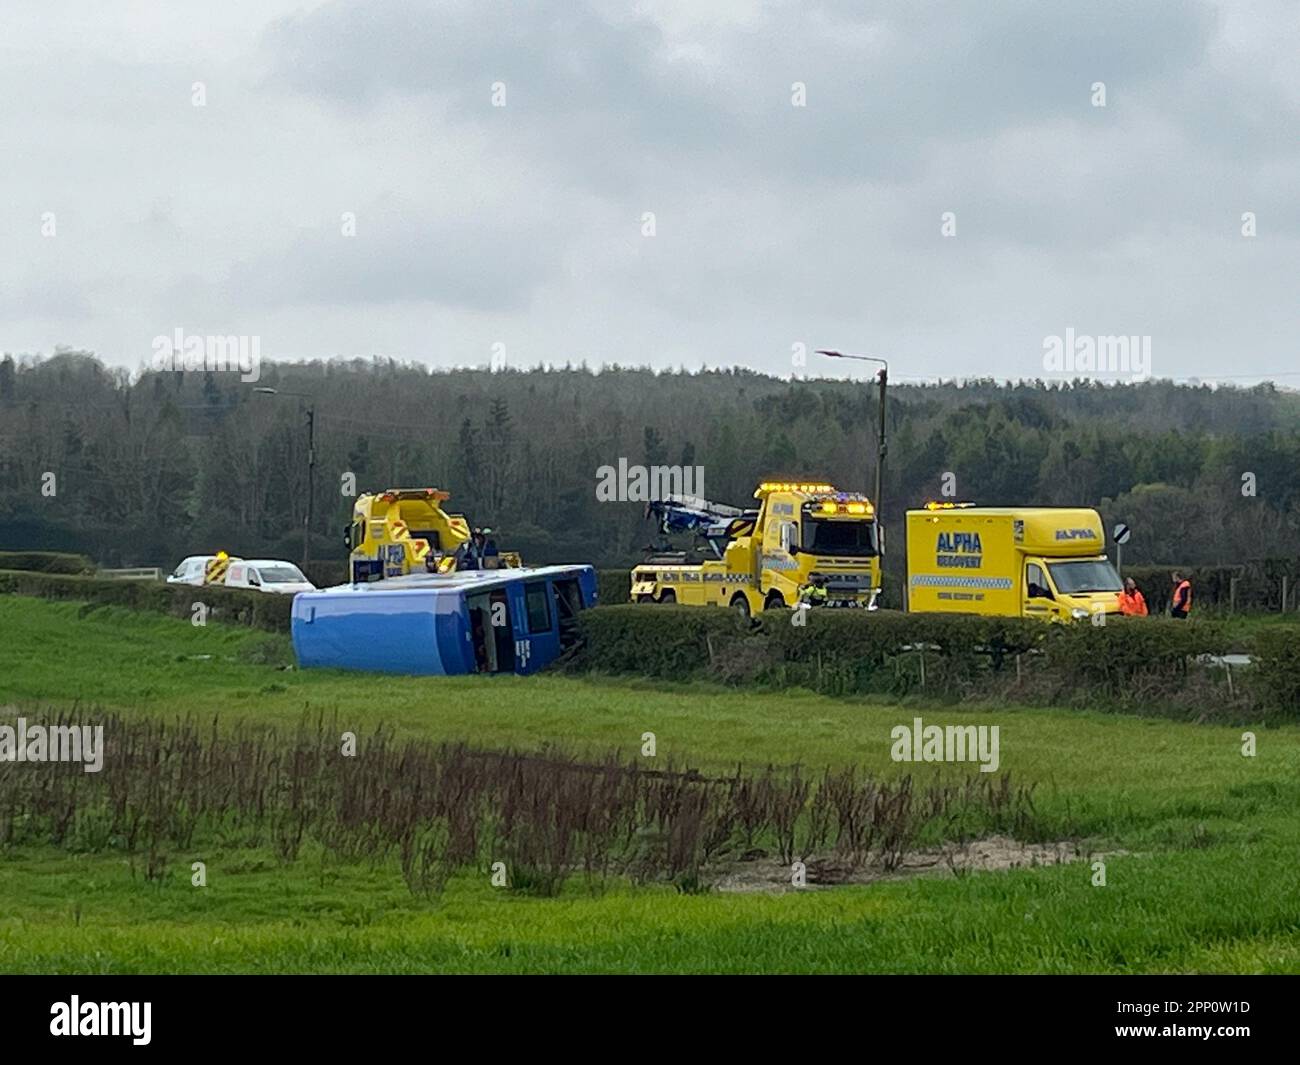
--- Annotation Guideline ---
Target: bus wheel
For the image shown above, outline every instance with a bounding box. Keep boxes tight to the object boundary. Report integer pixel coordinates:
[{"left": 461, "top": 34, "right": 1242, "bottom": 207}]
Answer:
[
  {"left": 636, "top": 594, "right": 654, "bottom": 603},
  {"left": 730, "top": 593, "right": 751, "bottom": 618},
  {"left": 658, "top": 590, "right": 676, "bottom": 604},
  {"left": 765, "top": 592, "right": 787, "bottom": 611}
]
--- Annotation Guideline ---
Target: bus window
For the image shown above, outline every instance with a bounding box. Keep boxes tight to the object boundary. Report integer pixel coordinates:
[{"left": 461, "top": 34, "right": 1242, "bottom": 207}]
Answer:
[{"left": 524, "top": 582, "right": 552, "bottom": 633}]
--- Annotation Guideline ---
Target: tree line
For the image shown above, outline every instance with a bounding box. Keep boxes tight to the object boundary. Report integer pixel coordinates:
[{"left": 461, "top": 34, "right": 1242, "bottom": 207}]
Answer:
[{"left": 1, "top": 350, "right": 1298, "bottom": 576}]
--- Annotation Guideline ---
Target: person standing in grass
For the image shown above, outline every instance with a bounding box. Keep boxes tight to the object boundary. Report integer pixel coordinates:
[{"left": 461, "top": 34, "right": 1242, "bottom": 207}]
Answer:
[
  {"left": 1170, "top": 571, "right": 1193, "bottom": 619},
  {"left": 1118, "top": 576, "right": 1148, "bottom": 616}
]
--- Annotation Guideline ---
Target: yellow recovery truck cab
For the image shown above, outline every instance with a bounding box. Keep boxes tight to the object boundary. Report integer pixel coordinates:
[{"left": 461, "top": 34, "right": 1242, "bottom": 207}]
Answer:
[
  {"left": 631, "top": 482, "right": 882, "bottom": 615},
  {"left": 905, "top": 504, "right": 1122, "bottom": 622},
  {"left": 345, "top": 487, "right": 519, "bottom": 583}
]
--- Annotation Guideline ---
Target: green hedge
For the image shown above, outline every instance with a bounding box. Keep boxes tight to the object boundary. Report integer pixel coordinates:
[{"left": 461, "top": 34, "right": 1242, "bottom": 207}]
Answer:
[
  {"left": 0, "top": 570, "right": 293, "bottom": 632},
  {"left": 569, "top": 607, "right": 1047, "bottom": 691},
  {"left": 1254, "top": 628, "right": 1300, "bottom": 710},
  {"left": 0, "top": 551, "right": 95, "bottom": 575},
  {"left": 1038, "top": 617, "right": 1235, "bottom": 693},
  {"left": 569, "top": 605, "right": 1293, "bottom": 719},
  {"left": 596, "top": 568, "right": 631, "bottom": 606},
  {"left": 571, "top": 603, "right": 749, "bottom": 676}
]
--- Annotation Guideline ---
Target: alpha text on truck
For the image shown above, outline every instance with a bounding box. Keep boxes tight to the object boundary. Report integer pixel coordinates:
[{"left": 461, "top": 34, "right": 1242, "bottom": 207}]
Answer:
[
  {"left": 630, "top": 482, "right": 882, "bottom": 614},
  {"left": 905, "top": 503, "right": 1122, "bottom": 621}
]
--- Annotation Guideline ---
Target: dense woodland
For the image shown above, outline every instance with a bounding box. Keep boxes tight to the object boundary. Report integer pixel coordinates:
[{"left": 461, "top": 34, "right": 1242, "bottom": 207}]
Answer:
[{"left": 1, "top": 351, "right": 1298, "bottom": 583}]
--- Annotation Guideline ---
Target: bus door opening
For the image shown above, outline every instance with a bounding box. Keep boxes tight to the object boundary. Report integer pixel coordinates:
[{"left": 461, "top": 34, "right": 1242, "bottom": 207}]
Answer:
[
  {"left": 467, "top": 591, "right": 515, "bottom": 673},
  {"left": 553, "top": 578, "right": 583, "bottom": 652}
]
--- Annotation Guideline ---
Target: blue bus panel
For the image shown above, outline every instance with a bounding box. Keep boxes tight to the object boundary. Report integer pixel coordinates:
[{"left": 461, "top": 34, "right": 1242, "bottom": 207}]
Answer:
[{"left": 291, "top": 565, "right": 597, "bottom": 676}]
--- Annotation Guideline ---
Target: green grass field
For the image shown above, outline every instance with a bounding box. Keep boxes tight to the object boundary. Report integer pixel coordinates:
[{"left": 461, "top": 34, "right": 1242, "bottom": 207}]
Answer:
[{"left": 2, "top": 596, "right": 1299, "bottom": 973}]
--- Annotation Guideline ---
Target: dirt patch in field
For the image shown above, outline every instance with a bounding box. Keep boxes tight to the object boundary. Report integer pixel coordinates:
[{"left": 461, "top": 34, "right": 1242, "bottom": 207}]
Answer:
[{"left": 710, "top": 836, "right": 1120, "bottom": 894}]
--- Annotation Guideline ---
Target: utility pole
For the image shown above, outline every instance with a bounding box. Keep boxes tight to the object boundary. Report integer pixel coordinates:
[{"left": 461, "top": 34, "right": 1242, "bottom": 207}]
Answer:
[
  {"left": 255, "top": 387, "right": 316, "bottom": 567},
  {"left": 304, "top": 404, "right": 315, "bottom": 567},
  {"left": 874, "top": 363, "right": 887, "bottom": 518},
  {"left": 817, "top": 351, "right": 889, "bottom": 518}
]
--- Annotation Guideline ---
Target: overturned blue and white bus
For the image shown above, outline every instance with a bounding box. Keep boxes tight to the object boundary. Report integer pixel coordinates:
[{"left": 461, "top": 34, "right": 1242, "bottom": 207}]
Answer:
[{"left": 291, "top": 565, "right": 598, "bottom": 676}]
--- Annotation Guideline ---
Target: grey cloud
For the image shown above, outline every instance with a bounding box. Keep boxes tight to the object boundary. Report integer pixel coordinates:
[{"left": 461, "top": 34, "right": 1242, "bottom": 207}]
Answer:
[
  {"left": 1, "top": 0, "right": 1294, "bottom": 381},
  {"left": 260, "top": 0, "right": 1239, "bottom": 191},
  {"left": 223, "top": 209, "right": 560, "bottom": 312}
]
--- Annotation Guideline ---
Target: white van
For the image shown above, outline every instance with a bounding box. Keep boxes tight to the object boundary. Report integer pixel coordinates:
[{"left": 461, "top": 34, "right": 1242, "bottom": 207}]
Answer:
[
  {"left": 167, "top": 555, "right": 241, "bottom": 586},
  {"left": 225, "top": 559, "right": 315, "bottom": 595}
]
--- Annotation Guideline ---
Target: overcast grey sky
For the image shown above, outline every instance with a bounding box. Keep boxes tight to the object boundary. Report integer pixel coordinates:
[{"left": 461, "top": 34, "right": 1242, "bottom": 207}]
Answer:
[{"left": 2, "top": 0, "right": 1296, "bottom": 383}]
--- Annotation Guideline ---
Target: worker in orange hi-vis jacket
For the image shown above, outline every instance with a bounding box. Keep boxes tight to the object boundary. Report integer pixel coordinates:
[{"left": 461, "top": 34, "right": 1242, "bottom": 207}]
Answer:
[
  {"left": 1118, "top": 577, "right": 1148, "bottom": 616},
  {"left": 1170, "top": 571, "right": 1193, "bottom": 619}
]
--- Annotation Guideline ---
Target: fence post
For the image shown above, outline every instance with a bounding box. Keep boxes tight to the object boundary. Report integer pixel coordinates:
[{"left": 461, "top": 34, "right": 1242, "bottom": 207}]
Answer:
[{"left": 1229, "top": 576, "right": 1238, "bottom": 614}]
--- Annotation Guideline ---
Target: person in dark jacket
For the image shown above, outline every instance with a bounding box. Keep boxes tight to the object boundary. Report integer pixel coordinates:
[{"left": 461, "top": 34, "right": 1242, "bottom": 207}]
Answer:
[
  {"left": 456, "top": 532, "right": 482, "bottom": 571},
  {"left": 481, "top": 528, "right": 500, "bottom": 569}
]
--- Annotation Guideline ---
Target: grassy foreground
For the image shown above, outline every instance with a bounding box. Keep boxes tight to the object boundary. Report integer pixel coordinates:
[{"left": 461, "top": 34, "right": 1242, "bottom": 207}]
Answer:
[{"left": 1, "top": 597, "right": 1298, "bottom": 973}]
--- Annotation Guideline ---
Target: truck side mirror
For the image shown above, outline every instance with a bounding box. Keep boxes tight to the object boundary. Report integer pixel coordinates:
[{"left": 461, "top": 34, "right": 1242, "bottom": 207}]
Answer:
[{"left": 342, "top": 526, "right": 353, "bottom": 550}]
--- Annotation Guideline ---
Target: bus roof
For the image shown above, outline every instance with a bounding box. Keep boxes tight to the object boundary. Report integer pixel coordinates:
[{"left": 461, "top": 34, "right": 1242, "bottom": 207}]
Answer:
[{"left": 304, "top": 564, "right": 593, "bottom": 599}]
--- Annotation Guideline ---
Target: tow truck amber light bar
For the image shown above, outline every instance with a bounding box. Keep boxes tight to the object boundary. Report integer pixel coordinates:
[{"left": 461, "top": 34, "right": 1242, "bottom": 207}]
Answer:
[
  {"left": 380, "top": 488, "right": 451, "bottom": 503},
  {"left": 758, "top": 481, "right": 837, "bottom": 495},
  {"left": 812, "top": 501, "right": 874, "bottom": 516},
  {"left": 923, "top": 500, "right": 976, "bottom": 510}
]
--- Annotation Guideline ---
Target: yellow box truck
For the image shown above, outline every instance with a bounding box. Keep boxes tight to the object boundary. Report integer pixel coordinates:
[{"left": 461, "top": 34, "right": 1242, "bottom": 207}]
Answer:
[{"left": 905, "top": 503, "right": 1121, "bottom": 622}]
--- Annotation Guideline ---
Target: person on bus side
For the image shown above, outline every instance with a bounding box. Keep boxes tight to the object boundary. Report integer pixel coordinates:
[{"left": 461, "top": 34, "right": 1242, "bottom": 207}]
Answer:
[
  {"left": 481, "top": 528, "right": 500, "bottom": 570},
  {"left": 1118, "top": 577, "right": 1148, "bottom": 617},
  {"left": 1170, "top": 571, "right": 1193, "bottom": 619},
  {"left": 467, "top": 528, "right": 487, "bottom": 569},
  {"left": 456, "top": 535, "right": 480, "bottom": 571}
]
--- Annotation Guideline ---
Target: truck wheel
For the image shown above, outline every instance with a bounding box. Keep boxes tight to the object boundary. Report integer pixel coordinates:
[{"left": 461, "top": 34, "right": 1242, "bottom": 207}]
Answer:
[
  {"left": 730, "top": 593, "right": 751, "bottom": 618},
  {"left": 764, "top": 592, "right": 788, "bottom": 611},
  {"left": 658, "top": 590, "right": 676, "bottom": 604},
  {"left": 636, "top": 594, "right": 654, "bottom": 603}
]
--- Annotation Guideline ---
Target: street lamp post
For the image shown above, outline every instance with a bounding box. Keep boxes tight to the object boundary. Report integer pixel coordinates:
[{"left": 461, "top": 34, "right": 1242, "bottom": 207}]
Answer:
[
  {"left": 254, "top": 387, "right": 315, "bottom": 567},
  {"left": 816, "top": 351, "right": 888, "bottom": 519}
]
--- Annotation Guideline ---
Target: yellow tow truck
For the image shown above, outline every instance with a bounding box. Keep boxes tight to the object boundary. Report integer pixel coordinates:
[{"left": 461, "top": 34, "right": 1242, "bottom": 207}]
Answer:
[
  {"left": 344, "top": 488, "right": 519, "bottom": 583},
  {"left": 630, "top": 482, "right": 882, "bottom": 616}
]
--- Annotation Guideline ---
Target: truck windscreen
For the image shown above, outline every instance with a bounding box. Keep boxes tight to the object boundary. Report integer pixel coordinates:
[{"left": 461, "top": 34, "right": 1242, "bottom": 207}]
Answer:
[
  {"left": 801, "top": 519, "right": 878, "bottom": 557},
  {"left": 1047, "top": 560, "right": 1121, "bottom": 594}
]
